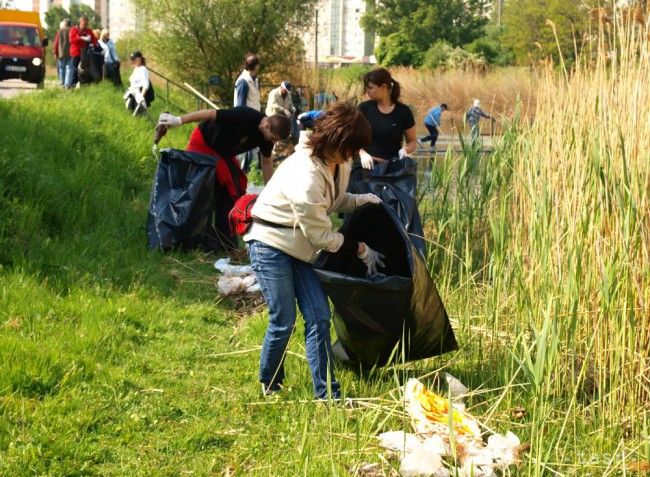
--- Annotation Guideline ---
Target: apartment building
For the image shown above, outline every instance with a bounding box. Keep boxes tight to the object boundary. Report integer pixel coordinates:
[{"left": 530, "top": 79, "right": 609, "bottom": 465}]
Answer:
[
  {"left": 303, "top": 0, "right": 376, "bottom": 67},
  {"left": 33, "top": 0, "right": 136, "bottom": 40}
]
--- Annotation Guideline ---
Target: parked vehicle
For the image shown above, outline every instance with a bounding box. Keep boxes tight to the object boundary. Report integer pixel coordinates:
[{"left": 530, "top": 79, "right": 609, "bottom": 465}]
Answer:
[{"left": 0, "top": 10, "right": 48, "bottom": 87}]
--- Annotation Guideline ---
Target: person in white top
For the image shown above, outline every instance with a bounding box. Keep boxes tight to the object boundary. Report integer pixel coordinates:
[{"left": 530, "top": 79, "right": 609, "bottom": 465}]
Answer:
[
  {"left": 123, "top": 51, "right": 152, "bottom": 116},
  {"left": 234, "top": 53, "right": 261, "bottom": 172},
  {"left": 98, "top": 29, "right": 121, "bottom": 86}
]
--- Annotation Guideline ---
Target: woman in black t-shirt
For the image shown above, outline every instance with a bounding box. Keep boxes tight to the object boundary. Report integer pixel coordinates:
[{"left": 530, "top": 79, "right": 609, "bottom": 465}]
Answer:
[{"left": 357, "top": 68, "right": 417, "bottom": 170}]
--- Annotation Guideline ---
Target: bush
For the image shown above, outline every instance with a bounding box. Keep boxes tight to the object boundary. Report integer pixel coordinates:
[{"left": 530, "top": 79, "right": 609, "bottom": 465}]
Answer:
[
  {"left": 422, "top": 41, "right": 487, "bottom": 70},
  {"left": 376, "top": 32, "right": 425, "bottom": 67}
]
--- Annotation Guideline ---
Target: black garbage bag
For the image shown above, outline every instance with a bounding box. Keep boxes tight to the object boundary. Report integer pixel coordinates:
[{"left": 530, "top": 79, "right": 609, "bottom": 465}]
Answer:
[
  {"left": 315, "top": 203, "right": 457, "bottom": 368},
  {"left": 349, "top": 157, "right": 426, "bottom": 254},
  {"left": 146, "top": 148, "right": 237, "bottom": 252}
]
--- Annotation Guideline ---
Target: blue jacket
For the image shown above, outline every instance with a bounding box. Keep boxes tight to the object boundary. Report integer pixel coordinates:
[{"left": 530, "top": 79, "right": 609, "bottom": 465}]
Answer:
[{"left": 424, "top": 106, "right": 443, "bottom": 127}]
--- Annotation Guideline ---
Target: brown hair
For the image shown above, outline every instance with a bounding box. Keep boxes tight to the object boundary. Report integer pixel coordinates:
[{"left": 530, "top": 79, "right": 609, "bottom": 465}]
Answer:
[
  {"left": 363, "top": 67, "right": 401, "bottom": 104},
  {"left": 244, "top": 53, "right": 260, "bottom": 71},
  {"left": 307, "top": 102, "right": 372, "bottom": 163},
  {"left": 267, "top": 114, "right": 291, "bottom": 139}
]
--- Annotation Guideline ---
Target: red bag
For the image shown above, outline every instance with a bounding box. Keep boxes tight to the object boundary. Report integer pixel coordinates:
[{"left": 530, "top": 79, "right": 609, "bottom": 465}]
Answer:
[{"left": 229, "top": 194, "right": 258, "bottom": 236}]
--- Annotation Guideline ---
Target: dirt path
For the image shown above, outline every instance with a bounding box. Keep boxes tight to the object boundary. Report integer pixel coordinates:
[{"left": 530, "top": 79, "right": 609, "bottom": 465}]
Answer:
[{"left": 0, "top": 79, "right": 39, "bottom": 99}]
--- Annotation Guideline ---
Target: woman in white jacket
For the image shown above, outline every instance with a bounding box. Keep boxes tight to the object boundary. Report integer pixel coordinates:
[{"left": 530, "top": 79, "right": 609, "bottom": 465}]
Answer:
[
  {"left": 124, "top": 51, "right": 151, "bottom": 115},
  {"left": 245, "top": 102, "right": 385, "bottom": 400}
]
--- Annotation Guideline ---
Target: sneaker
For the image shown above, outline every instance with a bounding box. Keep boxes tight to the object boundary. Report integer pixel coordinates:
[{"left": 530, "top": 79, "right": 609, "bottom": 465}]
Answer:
[{"left": 261, "top": 382, "right": 283, "bottom": 396}]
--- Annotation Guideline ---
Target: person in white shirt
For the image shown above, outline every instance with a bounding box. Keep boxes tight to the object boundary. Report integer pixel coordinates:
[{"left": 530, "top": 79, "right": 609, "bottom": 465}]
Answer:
[
  {"left": 98, "top": 29, "right": 121, "bottom": 86},
  {"left": 124, "top": 51, "right": 153, "bottom": 116}
]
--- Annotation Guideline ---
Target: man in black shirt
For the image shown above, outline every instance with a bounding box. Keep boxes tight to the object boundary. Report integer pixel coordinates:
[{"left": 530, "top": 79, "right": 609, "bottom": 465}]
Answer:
[{"left": 157, "top": 107, "right": 290, "bottom": 183}]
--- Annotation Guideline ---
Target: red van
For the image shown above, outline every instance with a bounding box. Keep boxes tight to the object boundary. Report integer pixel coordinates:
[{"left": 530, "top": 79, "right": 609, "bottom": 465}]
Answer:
[{"left": 0, "top": 10, "right": 48, "bottom": 87}]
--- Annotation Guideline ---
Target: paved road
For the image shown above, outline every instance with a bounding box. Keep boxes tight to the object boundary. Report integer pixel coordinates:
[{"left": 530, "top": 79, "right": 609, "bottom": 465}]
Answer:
[{"left": 0, "top": 79, "right": 39, "bottom": 99}]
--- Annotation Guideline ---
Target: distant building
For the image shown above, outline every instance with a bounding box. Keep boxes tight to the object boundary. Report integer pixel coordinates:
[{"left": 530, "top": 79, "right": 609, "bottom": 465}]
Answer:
[
  {"left": 303, "top": 0, "right": 376, "bottom": 67},
  {"left": 33, "top": 0, "right": 137, "bottom": 40}
]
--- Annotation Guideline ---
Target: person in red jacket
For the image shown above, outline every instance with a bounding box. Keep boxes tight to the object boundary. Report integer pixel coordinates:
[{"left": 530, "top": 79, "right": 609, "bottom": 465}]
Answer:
[{"left": 68, "top": 15, "right": 98, "bottom": 88}]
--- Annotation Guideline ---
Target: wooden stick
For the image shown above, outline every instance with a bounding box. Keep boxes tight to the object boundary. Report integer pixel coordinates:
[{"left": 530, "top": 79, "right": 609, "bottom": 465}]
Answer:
[{"left": 183, "top": 82, "right": 220, "bottom": 109}]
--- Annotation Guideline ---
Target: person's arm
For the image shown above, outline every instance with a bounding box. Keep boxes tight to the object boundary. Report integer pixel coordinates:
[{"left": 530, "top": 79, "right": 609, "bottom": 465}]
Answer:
[
  {"left": 140, "top": 67, "right": 150, "bottom": 93},
  {"left": 286, "top": 177, "right": 356, "bottom": 255},
  {"left": 261, "top": 154, "right": 273, "bottom": 183},
  {"left": 402, "top": 126, "right": 418, "bottom": 156},
  {"left": 110, "top": 41, "right": 119, "bottom": 62},
  {"left": 234, "top": 80, "right": 248, "bottom": 107},
  {"left": 53, "top": 31, "right": 59, "bottom": 58},
  {"left": 89, "top": 30, "right": 98, "bottom": 46},
  {"left": 157, "top": 109, "right": 218, "bottom": 129},
  {"left": 480, "top": 108, "right": 491, "bottom": 119},
  {"left": 69, "top": 27, "right": 81, "bottom": 46},
  {"left": 180, "top": 109, "right": 217, "bottom": 124}
]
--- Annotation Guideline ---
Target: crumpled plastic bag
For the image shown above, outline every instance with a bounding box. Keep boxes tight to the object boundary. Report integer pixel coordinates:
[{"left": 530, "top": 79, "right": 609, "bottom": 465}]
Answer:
[
  {"left": 214, "top": 258, "right": 259, "bottom": 296},
  {"left": 375, "top": 378, "right": 523, "bottom": 477}
]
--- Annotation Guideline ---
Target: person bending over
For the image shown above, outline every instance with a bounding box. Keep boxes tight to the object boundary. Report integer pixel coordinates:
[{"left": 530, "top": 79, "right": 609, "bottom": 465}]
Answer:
[
  {"left": 244, "top": 102, "right": 384, "bottom": 400},
  {"left": 156, "top": 107, "right": 290, "bottom": 251},
  {"left": 157, "top": 106, "right": 290, "bottom": 184},
  {"left": 420, "top": 103, "right": 448, "bottom": 149}
]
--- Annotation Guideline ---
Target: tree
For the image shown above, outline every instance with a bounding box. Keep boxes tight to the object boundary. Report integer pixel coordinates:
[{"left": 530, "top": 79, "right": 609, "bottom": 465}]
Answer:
[
  {"left": 44, "top": 4, "right": 101, "bottom": 39},
  {"left": 132, "top": 0, "right": 316, "bottom": 103},
  {"left": 501, "top": 0, "right": 595, "bottom": 64},
  {"left": 362, "top": 0, "right": 490, "bottom": 67}
]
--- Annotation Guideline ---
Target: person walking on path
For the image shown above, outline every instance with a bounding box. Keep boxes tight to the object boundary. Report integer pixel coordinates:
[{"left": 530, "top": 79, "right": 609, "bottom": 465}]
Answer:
[
  {"left": 419, "top": 103, "right": 448, "bottom": 149},
  {"left": 466, "top": 99, "right": 493, "bottom": 143},
  {"left": 68, "top": 15, "right": 98, "bottom": 88},
  {"left": 98, "top": 29, "right": 121, "bottom": 86},
  {"left": 356, "top": 68, "right": 417, "bottom": 175},
  {"left": 53, "top": 19, "right": 72, "bottom": 88},
  {"left": 234, "top": 53, "right": 262, "bottom": 173},
  {"left": 243, "top": 102, "right": 384, "bottom": 400}
]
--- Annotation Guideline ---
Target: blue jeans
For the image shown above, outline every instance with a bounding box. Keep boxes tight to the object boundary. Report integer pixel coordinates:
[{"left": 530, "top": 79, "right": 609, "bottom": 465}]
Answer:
[
  {"left": 58, "top": 57, "right": 73, "bottom": 87},
  {"left": 248, "top": 240, "right": 340, "bottom": 399},
  {"left": 66, "top": 57, "right": 79, "bottom": 88}
]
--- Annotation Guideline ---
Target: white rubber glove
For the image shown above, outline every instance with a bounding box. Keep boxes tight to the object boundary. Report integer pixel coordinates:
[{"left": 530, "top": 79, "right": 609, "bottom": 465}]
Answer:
[
  {"left": 81, "top": 35, "right": 91, "bottom": 42},
  {"left": 356, "top": 193, "right": 382, "bottom": 206},
  {"left": 360, "top": 150, "right": 374, "bottom": 170},
  {"left": 398, "top": 147, "right": 408, "bottom": 159},
  {"left": 358, "top": 243, "right": 386, "bottom": 277},
  {"left": 297, "top": 112, "right": 307, "bottom": 120},
  {"left": 157, "top": 112, "right": 183, "bottom": 128}
]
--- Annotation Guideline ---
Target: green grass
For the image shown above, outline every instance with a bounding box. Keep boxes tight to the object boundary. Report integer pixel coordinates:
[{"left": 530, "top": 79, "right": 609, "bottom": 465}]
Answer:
[{"left": 1, "top": 81, "right": 648, "bottom": 476}]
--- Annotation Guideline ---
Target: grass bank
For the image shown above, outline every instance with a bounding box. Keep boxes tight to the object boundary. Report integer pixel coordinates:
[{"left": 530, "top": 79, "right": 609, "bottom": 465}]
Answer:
[{"left": 1, "top": 42, "right": 648, "bottom": 475}]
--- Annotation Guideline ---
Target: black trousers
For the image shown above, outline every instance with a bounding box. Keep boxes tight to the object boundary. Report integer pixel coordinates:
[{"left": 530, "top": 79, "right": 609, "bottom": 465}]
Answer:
[{"left": 420, "top": 124, "right": 439, "bottom": 147}]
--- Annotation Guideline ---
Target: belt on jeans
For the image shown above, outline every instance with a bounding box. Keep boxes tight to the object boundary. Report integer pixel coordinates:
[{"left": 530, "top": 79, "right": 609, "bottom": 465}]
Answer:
[{"left": 252, "top": 217, "right": 294, "bottom": 229}]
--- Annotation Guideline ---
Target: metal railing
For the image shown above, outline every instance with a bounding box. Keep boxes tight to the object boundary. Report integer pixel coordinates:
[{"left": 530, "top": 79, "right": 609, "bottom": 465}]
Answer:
[{"left": 148, "top": 67, "right": 209, "bottom": 113}]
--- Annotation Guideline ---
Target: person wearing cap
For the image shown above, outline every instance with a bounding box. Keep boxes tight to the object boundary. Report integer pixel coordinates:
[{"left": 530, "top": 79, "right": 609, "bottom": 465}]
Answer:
[
  {"left": 69, "top": 15, "right": 98, "bottom": 88},
  {"left": 124, "top": 51, "right": 153, "bottom": 115},
  {"left": 265, "top": 81, "right": 295, "bottom": 118},
  {"left": 419, "top": 103, "right": 448, "bottom": 149},
  {"left": 465, "top": 99, "right": 493, "bottom": 143}
]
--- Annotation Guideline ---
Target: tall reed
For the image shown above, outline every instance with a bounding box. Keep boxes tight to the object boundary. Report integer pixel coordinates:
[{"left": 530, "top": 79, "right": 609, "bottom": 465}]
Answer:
[{"left": 420, "top": 7, "right": 649, "bottom": 472}]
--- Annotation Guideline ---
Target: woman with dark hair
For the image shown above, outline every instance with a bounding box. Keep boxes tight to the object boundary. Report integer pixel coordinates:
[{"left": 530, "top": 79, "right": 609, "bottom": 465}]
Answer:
[
  {"left": 244, "top": 102, "right": 385, "bottom": 400},
  {"left": 124, "top": 51, "right": 152, "bottom": 115},
  {"left": 357, "top": 68, "right": 417, "bottom": 170}
]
